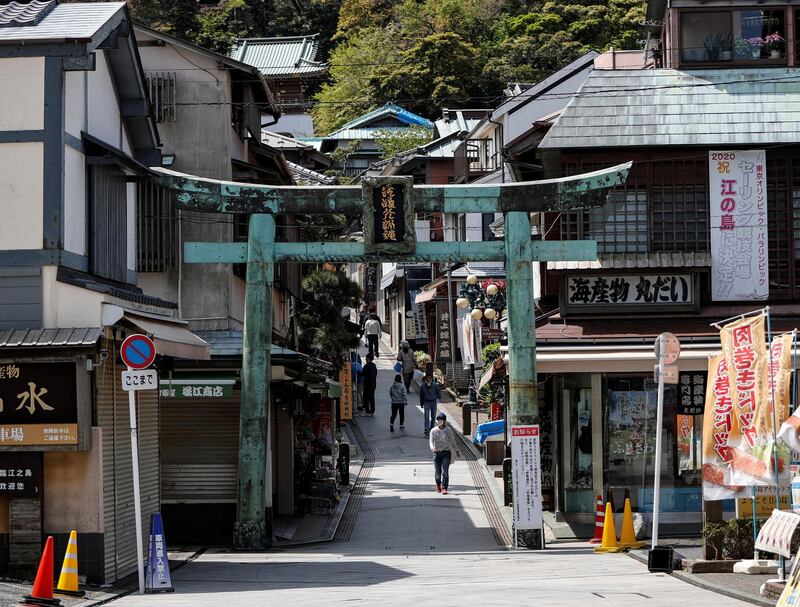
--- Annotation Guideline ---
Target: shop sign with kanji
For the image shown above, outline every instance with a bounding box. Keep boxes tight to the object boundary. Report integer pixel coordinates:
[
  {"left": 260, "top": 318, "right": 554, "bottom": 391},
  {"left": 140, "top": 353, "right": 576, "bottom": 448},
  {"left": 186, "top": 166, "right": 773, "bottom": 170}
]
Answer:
[
  {"left": 159, "top": 382, "right": 233, "bottom": 399},
  {"left": 0, "top": 362, "right": 79, "bottom": 446},
  {"left": 362, "top": 176, "right": 416, "bottom": 255},
  {"left": 0, "top": 452, "right": 42, "bottom": 497},
  {"left": 563, "top": 273, "right": 696, "bottom": 313},
  {"left": 435, "top": 301, "right": 452, "bottom": 363},
  {"left": 678, "top": 372, "right": 706, "bottom": 416}
]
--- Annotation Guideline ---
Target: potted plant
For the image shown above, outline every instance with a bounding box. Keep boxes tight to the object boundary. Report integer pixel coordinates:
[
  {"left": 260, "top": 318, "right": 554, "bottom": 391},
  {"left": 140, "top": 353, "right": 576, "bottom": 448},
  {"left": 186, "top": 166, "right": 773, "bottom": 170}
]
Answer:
[
  {"left": 764, "top": 31, "right": 785, "bottom": 58},
  {"left": 736, "top": 37, "right": 764, "bottom": 59},
  {"left": 747, "top": 37, "right": 765, "bottom": 58},
  {"left": 704, "top": 33, "right": 732, "bottom": 61}
]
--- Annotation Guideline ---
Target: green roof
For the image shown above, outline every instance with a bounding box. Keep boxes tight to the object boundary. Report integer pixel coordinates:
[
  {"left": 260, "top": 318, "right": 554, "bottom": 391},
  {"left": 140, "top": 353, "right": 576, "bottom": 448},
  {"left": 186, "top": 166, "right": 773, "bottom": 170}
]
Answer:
[{"left": 230, "top": 35, "right": 326, "bottom": 78}]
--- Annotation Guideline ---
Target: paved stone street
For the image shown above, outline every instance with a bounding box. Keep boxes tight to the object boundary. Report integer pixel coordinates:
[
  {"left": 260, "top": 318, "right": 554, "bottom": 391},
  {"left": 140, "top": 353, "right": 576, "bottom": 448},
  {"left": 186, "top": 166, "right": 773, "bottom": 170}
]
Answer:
[{"left": 100, "top": 357, "right": 752, "bottom": 607}]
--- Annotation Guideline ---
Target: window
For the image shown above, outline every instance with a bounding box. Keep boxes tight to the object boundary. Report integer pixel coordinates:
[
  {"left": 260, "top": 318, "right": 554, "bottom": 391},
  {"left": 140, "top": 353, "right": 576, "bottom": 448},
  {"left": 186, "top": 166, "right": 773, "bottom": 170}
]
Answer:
[
  {"left": 587, "top": 190, "right": 648, "bottom": 254},
  {"left": 89, "top": 164, "right": 128, "bottom": 283},
  {"left": 679, "top": 9, "right": 787, "bottom": 65},
  {"left": 137, "top": 182, "right": 177, "bottom": 272},
  {"left": 145, "top": 72, "right": 177, "bottom": 123}
]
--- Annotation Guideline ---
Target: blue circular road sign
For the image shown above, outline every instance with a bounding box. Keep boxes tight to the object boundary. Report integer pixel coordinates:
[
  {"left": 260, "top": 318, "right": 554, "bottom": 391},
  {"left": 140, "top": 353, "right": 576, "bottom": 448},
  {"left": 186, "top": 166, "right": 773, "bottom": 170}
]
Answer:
[{"left": 120, "top": 334, "right": 157, "bottom": 369}]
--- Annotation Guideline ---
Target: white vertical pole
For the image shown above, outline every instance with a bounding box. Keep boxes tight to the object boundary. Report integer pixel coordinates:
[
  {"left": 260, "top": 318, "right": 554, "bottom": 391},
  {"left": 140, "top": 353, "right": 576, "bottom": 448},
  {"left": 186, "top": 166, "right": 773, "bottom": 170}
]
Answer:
[
  {"left": 127, "top": 366, "right": 146, "bottom": 594},
  {"left": 652, "top": 334, "right": 666, "bottom": 549}
]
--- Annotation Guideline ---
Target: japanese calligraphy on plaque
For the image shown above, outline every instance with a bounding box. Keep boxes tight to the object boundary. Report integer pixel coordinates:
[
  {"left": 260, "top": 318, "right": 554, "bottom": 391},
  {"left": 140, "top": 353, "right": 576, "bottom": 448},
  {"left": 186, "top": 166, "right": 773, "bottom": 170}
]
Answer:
[
  {"left": 362, "top": 176, "right": 416, "bottom": 255},
  {"left": 435, "top": 301, "right": 452, "bottom": 363},
  {"left": 677, "top": 372, "right": 706, "bottom": 416},
  {"left": 564, "top": 274, "right": 696, "bottom": 312},
  {"left": 0, "top": 362, "right": 79, "bottom": 446}
]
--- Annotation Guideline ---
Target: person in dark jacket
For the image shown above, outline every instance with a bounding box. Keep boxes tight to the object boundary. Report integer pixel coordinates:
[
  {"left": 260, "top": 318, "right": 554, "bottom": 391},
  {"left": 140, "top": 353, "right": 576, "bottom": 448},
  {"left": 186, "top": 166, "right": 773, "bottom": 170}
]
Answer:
[
  {"left": 419, "top": 374, "right": 442, "bottom": 436},
  {"left": 388, "top": 374, "right": 408, "bottom": 432},
  {"left": 362, "top": 353, "right": 378, "bottom": 416}
]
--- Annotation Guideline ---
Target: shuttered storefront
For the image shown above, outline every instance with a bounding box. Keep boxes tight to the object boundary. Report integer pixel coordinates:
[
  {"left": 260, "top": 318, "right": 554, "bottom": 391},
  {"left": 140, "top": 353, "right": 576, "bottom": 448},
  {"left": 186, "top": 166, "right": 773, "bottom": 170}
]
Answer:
[
  {"left": 160, "top": 393, "right": 239, "bottom": 503},
  {"left": 96, "top": 337, "right": 160, "bottom": 584}
]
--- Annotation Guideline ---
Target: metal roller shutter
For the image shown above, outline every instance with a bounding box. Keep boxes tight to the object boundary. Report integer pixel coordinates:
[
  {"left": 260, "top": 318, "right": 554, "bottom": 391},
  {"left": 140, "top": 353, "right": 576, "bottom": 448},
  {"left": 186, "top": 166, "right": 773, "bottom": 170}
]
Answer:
[{"left": 160, "top": 393, "right": 240, "bottom": 502}]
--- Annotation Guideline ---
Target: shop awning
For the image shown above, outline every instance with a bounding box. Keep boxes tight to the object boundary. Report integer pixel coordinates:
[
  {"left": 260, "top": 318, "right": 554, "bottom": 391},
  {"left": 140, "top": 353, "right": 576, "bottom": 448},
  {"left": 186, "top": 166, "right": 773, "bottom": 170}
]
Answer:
[
  {"left": 121, "top": 312, "right": 210, "bottom": 360},
  {"left": 380, "top": 267, "right": 404, "bottom": 290},
  {"left": 414, "top": 289, "right": 438, "bottom": 304}
]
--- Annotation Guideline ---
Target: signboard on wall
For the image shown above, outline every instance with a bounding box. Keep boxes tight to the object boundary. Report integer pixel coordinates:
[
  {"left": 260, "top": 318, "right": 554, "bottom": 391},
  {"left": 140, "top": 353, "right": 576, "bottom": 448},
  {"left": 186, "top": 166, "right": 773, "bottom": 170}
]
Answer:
[
  {"left": 0, "top": 452, "right": 42, "bottom": 497},
  {"left": 677, "top": 372, "right": 706, "bottom": 416},
  {"left": 339, "top": 363, "right": 353, "bottom": 421},
  {"left": 563, "top": 274, "right": 696, "bottom": 313},
  {"left": 511, "top": 426, "right": 543, "bottom": 531},
  {"left": 708, "top": 150, "right": 768, "bottom": 301},
  {"left": 435, "top": 301, "right": 452, "bottom": 363},
  {"left": 0, "top": 362, "right": 78, "bottom": 446}
]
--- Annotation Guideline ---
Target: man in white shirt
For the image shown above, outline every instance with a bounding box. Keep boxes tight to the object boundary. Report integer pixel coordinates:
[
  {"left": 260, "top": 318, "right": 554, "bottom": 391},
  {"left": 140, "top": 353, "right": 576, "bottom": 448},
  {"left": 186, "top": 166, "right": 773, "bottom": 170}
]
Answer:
[
  {"left": 429, "top": 412, "right": 460, "bottom": 494},
  {"left": 363, "top": 313, "right": 382, "bottom": 358}
]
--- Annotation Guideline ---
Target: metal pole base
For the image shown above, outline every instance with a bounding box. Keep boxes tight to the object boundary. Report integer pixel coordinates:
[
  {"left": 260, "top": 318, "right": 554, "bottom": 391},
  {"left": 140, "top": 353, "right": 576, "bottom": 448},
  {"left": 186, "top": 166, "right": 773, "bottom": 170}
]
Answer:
[{"left": 233, "top": 518, "right": 269, "bottom": 550}]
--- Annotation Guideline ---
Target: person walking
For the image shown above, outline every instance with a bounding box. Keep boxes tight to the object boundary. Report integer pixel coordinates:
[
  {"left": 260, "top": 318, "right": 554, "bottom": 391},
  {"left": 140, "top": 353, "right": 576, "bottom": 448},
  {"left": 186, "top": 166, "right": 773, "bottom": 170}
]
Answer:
[
  {"left": 388, "top": 374, "right": 407, "bottom": 432},
  {"left": 363, "top": 353, "right": 377, "bottom": 416},
  {"left": 429, "top": 412, "right": 460, "bottom": 494},
  {"left": 364, "top": 313, "right": 382, "bottom": 358},
  {"left": 419, "top": 373, "right": 441, "bottom": 436},
  {"left": 397, "top": 341, "right": 415, "bottom": 392}
]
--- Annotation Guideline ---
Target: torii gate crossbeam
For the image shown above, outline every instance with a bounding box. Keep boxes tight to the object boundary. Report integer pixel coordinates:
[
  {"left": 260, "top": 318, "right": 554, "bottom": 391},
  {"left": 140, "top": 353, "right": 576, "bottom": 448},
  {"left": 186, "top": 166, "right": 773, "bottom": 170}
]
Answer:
[{"left": 154, "top": 162, "right": 632, "bottom": 551}]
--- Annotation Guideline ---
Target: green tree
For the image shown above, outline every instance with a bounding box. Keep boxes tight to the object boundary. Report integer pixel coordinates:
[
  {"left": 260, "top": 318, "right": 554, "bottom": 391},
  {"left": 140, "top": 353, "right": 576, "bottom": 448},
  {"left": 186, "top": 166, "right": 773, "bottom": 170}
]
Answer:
[
  {"left": 375, "top": 126, "right": 433, "bottom": 160},
  {"left": 298, "top": 269, "right": 362, "bottom": 370}
]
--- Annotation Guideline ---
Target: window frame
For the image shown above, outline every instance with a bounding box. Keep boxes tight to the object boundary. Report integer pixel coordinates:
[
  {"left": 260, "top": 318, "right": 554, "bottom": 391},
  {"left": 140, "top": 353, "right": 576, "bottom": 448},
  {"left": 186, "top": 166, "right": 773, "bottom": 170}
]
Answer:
[{"left": 677, "top": 6, "right": 790, "bottom": 68}]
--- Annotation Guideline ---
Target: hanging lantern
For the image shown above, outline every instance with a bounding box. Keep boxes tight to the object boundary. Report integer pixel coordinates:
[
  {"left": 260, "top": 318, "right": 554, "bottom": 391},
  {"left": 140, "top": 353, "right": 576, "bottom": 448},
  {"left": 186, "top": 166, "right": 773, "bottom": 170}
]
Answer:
[
  {"left": 466, "top": 274, "right": 478, "bottom": 285},
  {"left": 484, "top": 308, "right": 497, "bottom": 320},
  {"left": 486, "top": 284, "right": 498, "bottom": 296},
  {"left": 456, "top": 297, "right": 469, "bottom": 309},
  {"left": 470, "top": 308, "right": 483, "bottom": 320}
]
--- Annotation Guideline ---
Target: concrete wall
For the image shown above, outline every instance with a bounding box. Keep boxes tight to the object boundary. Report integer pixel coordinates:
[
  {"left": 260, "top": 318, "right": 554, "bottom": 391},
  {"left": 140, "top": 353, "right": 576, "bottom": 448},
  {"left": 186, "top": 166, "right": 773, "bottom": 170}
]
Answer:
[
  {"left": 0, "top": 57, "right": 44, "bottom": 130},
  {"left": 0, "top": 143, "right": 43, "bottom": 250},
  {"left": 41, "top": 266, "right": 103, "bottom": 328},
  {"left": 43, "top": 427, "right": 103, "bottom": 533}
]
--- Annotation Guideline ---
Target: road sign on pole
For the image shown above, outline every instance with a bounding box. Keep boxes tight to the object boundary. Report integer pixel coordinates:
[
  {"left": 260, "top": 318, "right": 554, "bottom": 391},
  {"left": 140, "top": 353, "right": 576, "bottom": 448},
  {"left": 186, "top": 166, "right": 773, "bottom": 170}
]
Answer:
[
  {"left": 119, "top": 334, "right": 156, "bottom": 593},
  {"left": 122, "top": 370, "right": 158, "bottom": 391},
  {"left": 121, "top": 334, "right": 157, "bottom": 370}
]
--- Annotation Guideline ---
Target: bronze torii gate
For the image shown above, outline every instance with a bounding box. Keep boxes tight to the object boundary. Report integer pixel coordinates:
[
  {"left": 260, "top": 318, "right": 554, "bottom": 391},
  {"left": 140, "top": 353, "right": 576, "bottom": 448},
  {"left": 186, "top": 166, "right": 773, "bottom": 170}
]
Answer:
[{"left": 155, "top": 162, "right": 631, "bottom": 549}]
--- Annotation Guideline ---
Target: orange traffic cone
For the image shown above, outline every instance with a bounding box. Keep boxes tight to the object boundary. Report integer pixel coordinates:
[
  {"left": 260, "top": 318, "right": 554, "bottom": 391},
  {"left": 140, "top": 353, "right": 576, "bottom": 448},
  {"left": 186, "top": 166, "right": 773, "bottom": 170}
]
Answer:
[
  {"left": 21, "top": 536, "right": 62, "bottom": 606},
  {"left": 56, "top": 531, "right": 84, "bottom": 597},
  {"left": 619, "top": 498, "right": 644, "bottom": 549},
  {"left": 589, "top": 495, "right": 604, "bottom": 544},
  {"left": 594, "top": 503, "right": 624, "bottom": 553}
]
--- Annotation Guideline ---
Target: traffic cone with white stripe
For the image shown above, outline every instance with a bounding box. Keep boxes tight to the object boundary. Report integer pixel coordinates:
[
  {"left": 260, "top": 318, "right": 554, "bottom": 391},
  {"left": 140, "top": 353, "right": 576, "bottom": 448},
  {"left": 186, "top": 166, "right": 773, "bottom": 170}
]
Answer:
[
  {"left": 589, "top": 494, "right": 604, "bottom": 544},
  {"left": 55, "top": 531, "right": 84, "bottom": 597}
]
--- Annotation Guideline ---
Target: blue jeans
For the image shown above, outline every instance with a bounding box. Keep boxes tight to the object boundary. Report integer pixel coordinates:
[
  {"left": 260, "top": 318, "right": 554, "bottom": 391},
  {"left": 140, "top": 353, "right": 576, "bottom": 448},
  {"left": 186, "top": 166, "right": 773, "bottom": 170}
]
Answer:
[
  {"left": 434, "top": 450, "right": 452, "bottom": 489},
  {"left": 423, "top": 401, "right": 437, "bottom": 433}
]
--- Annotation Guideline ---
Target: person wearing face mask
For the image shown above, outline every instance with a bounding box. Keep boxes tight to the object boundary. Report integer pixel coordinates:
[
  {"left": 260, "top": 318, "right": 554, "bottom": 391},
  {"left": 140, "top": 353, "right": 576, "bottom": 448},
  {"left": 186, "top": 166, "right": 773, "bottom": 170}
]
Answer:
[
  {"left": 429, "top": 412, "right": 460, "bottom": 494},
  {"left": 397, "top": 340, "right": 415, "bottom": 393}
]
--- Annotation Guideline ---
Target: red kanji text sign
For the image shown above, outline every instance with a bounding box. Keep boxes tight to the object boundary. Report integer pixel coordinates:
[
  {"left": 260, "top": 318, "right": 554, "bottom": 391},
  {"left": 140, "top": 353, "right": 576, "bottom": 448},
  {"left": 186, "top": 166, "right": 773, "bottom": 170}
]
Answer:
[{"left": 121, "top": 335, "right": 157, "bottom": 370}]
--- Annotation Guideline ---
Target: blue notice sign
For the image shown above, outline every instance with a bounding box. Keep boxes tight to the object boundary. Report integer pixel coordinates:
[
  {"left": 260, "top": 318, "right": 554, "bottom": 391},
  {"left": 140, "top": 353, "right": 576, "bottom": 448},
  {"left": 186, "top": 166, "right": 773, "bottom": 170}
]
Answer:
[{"left": 145, "top": 512, "right": 174, "bottom": 593}]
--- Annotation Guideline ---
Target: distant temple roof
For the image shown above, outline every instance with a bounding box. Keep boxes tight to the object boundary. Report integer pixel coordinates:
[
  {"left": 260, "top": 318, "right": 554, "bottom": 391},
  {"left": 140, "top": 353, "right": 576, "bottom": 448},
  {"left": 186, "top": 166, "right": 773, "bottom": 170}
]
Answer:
[{"left": 230, "top": 34, "right": 327, "bottom": 78}]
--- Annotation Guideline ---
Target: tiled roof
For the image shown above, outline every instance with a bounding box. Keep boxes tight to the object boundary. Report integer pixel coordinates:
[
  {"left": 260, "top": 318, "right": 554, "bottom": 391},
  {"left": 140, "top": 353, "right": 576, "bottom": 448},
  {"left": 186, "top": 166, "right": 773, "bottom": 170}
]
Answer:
[
  {"left": 546, "top": 251, "right": 712, "bottom": 271},
  {"left": 0, "top": 0, "right": 56, "bottom": 28},
  {"left": 194, "top": 330, "right": 302, "bottom": 358},
  {"left": 0, "top": 327, "right": 102, "bottom": 348},
  {"left": 230, "top": 35, "right": 327, "bottom": 77},
  {"left": 540, "top": 68, "right": 800, "bottom": 149},
  {"left": 287, "top": 161, "right": 336, "bottom": 185},
  {"left": 0, "top": 1, "right": 124, "bottom": 41}
]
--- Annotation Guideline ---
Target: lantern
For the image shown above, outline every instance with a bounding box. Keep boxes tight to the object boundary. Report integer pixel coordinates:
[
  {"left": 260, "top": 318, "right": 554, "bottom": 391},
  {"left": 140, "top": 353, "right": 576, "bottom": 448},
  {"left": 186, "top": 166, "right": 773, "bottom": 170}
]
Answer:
[
  {"left": 466, "top": 274, "right": 478, "bottom": 285},
  {"left": 484, "top": 308, "right": 497, "bottom": 320},
  {"left": 486, "top": 284, "right": 498, "bottom": 296},
  {"left": 470, "top": 308, "right": 483, "bottom": 320},
  {"left": 456, "top": 297, "right": 469, "bottom": 309}
]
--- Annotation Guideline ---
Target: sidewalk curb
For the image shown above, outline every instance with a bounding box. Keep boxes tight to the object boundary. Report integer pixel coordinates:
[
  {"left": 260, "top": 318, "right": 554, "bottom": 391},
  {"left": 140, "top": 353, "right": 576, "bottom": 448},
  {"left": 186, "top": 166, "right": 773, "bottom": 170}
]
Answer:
[{"left": 627, "top": 549, "right": 773, "bottom": 607}]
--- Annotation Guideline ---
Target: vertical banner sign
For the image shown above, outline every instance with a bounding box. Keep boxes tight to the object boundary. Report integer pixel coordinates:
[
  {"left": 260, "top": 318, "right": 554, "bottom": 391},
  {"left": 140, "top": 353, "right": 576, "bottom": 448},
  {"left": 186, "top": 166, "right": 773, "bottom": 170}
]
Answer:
[
  {"left": 720, "top": 315, "right": 776, "bottom": 486},
  {"left": 339, "top": 362, "right": 353, "bottom": 421},
  {"left": 145, "top": 513, "right": 174, "bottom": 593},
  {"left": 708, "top": 150, "right": 768, "bottom": 301},
  {"left": 362, "top": 176, "right": 416, "bottom": 255},
  {"left": 435, "top": 300, "right": 452, "bottom": 363},
  {"left": 702, "top": 353, "right": 746, "bottom": 500},
  {"left": 511, "top": 426, "right": 543, "bottom": 531}
]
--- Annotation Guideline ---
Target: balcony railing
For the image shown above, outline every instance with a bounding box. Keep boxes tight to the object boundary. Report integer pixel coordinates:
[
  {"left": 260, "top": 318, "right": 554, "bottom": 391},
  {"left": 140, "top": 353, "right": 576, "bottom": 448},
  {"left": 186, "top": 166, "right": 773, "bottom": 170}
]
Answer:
[{"left": 454, "top": 138, "right": 501, "bottom": 184}]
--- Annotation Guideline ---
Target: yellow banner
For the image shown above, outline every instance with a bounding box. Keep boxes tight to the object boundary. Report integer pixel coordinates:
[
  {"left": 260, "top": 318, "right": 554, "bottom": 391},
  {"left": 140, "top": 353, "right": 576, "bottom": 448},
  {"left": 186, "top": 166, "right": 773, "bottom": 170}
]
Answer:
[{"left": 339, "top": 363, "right": 353, "bottom": 421}]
